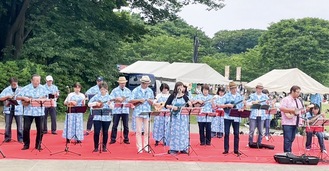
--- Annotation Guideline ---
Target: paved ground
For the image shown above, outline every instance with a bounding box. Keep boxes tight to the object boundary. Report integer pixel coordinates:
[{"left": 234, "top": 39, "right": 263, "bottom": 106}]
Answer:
[{"left": 1, "top": 120, "right": 327, "bottom": 171}]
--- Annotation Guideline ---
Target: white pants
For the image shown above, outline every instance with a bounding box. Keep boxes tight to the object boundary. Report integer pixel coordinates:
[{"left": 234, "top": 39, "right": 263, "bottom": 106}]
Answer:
[{"left": 136, "top": 117, "right": 149, "bottom": 152}]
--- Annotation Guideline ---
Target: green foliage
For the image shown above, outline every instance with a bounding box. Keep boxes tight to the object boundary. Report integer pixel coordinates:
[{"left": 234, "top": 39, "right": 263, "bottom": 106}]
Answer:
[
  {"left": 212, "top": 29, "right": 265, "bottom": 54},
  {"left": 259, "top": 18, "right": 329, "bottom": 86}
]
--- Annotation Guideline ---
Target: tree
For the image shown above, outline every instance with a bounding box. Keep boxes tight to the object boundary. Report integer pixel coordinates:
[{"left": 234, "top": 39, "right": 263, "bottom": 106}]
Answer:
[
  {"left": 259, "top": 18, "right": 329, "bottom": 85},
  {"left": 212, "top": 29, "right": 265, "bottom": 54}
]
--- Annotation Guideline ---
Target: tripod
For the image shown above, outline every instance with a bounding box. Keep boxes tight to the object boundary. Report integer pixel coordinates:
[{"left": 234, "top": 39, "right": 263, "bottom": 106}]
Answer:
[
  {"left": 137, "top": 112, "right": 155, "bottom": 155},
  {"left": 51, "top": 106, "right": 86, "bottom": 156},
  {"left": 157, "top": 112, "right": 170, "bottom": 146},
  {"left": 0, "top": 148, "right": 5, "bottom": 158}
]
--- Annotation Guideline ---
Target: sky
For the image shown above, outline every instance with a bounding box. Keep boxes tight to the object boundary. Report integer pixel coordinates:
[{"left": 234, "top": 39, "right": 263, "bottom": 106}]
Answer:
[{"left": 178, "top": 0, "right": 329, "bottom": 37}]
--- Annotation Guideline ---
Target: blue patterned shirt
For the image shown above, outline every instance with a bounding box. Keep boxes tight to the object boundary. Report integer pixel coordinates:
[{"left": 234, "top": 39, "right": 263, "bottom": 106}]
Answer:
[
  {"left": 131, "top": 86, "right": 154, "bottom": 119},
  {"left": 110, "top": 86, "right": 132, "bottom": 114},
  {"left": 155, "top": 93, "right": 170, "bottom": 111},
  {"left": 86, "top": 85, "right": 101, "bottom": 98},
  {"left": 223, "top": 92, "right": 245, "bottom": 122},
  {"left": 0, "top": 86, "right": 24, "bottom": 115},
  {"left": 193, "top": 94, "right": 214, "bottom": 122},
  {"left": 247, "top": 93, "right": 269, "bottom": 120},
  {"left": 88, "top": 93, "right": 113, "bottom": 121},
  {"left": 43, "top": 84, "right": 59, "bottom": 107},
  {"left": 17, "top": 83, "right": 48, "bottom": 116},
  {"left": 310, "top": 93, "right": 322, "bottom": 107}
]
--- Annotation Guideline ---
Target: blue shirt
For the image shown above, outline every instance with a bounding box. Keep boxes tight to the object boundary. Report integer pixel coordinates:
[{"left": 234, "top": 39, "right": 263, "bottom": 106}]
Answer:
[
  {"left": 131, "top": 86, "right": 154, "bottom": 119},
  {"left": 44, "top": 84, "right": 59, "bottom": 107},
  {"left": 193, "top": 94, "right": 214, "bottom": 122},
  {"left": 310, "top": 93, "right": 322, "bottom": 107},
  {"left": 0, "top": 86, "right": 23, "bottom": 115},
  {"left": 86, "top": 85, "right": 101, "bottom": 98},
  {"left": 223, "top": 92, "right": 245, "bottom": 122},
  {"left": 17, "top": 83, "right": 48, "bottom": 116},
  {"left": 88, "top": 93, "right": 113, "bottom": 121},
  {"left": 247, "top": 93, "right": 269, "bottom": 120},
  {"left": 110, "top": 86, "right": 132, "bottom": 114}
]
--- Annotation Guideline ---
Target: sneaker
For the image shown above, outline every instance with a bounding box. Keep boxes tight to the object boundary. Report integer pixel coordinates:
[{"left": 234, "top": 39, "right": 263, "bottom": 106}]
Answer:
[
  {"left": 265, "top": 136, "right": 269, "bottom": 141},
  {"left": 109, "top": 140, "right": 116, "bottom": 144},
  {"left": 93, "top": 148, "right": 98, "bottom": 152},
  {"left": 51, "top": 132, "right": 57, "bottom": 135},
  {"left": 322, "top": 150, "right": 327, "bottom": 154},
  {"left": 4, "top": 138, "right": 11, "bottom": 142},
  {"left": 306, "top": 148, "right": 311, "bottom": 151}
]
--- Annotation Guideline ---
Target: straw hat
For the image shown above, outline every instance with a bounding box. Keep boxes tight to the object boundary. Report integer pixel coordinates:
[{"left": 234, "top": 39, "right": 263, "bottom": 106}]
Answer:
[
  {"left": 256, "top": 83, "right": 264, "bottom": 89},
  {"left": 117, "top": 76, "right": 127, "bottom": 83},
  {"left": 229, "top": 82, "right": 237, "bottom": 89},
  {"left": 140, "top": 75, "right": 151, "bottom": 83}
]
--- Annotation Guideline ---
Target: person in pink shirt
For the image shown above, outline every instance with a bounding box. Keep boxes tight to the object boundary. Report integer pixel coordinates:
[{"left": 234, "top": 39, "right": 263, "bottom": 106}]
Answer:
[{"left": 279, "top": 85, "right": 304, "bottom": 153}]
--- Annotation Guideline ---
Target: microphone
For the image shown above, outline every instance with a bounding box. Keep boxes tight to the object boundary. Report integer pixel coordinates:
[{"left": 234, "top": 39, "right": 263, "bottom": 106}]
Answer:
[{"left": 178, "top": 88, "right": 181, "bottom": 92}]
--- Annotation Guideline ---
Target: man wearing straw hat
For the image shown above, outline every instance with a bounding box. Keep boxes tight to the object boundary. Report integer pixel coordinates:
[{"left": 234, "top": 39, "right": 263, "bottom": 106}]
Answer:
[{"left": 109, "top": 76, "right": 132, "bottom": 144}]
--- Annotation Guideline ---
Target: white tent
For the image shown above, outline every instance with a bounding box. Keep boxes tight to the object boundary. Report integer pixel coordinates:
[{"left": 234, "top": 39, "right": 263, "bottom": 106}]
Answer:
[
  {"left": 245, "top": 68, "right": 329, "bottom": 94},
  {"left": 119, "top": 61, "right": 170, "bottom": 74},
  {"left": 153, "top": 62, "right": 230, "bottom": 85}
]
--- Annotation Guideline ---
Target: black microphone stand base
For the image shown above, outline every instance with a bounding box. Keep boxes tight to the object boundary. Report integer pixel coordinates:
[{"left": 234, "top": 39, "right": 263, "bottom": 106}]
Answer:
[{"left": 0, "top": 149, "right": 5, "bottom": 158}]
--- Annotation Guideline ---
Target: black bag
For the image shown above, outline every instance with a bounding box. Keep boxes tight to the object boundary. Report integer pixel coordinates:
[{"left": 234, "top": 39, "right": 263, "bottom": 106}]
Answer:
[{"left": 274, "top": 153, "right": 319, "bottom": 165}]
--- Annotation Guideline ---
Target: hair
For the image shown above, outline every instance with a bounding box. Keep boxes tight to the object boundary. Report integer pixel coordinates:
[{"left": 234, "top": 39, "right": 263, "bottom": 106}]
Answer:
[
  {"left": 262, "top": 89, "right": 269, "bottom": 94},
  {"left": 216, "top": 87, "right": 226, "bottom": 95},
  {"left": 73, "top": 82, "right": 82, "bottom": 89},
  {"left": 310, "top": 103, "right": 321, "bottom": 115},
  {"left": 289, "top": 85, "right": 301, "bottom": 94},
  {"left": 31, "top": 74, "right": 41, "bottom": 80},
  {"left": 9, "top": 77, "right": 18, "bottom": 83},
  {"left": 160, "top": 83, "right": 169, "bottom": 92},
  {"left": 172, "top": 82, "right": 184, "bottom": 96},
  {"left": 100, "top": 82, "right": 108, "bottom": 90},
  {"left": 201, "top": 84, "right": 210, "bottom": 92}
]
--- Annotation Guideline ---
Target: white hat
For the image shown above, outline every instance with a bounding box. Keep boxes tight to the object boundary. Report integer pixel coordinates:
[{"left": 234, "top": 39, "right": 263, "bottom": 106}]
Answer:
[
  {"left": 46, "top": 75, "right": 53, "bottom": 81},
  {"left": 140, "top": 75, "right": 151, "bottom": 83}
]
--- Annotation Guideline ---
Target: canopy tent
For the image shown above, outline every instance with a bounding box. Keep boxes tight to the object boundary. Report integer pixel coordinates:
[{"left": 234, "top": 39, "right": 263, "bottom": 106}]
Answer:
[
  {"left": 245, "top": 68, "right": 329, "bottom": 94},
  {"left": 119, "top": 61, "right": 170, "bottom": 74},
  {"left": 153, "top": 62, "right": 230, "bottom": 85}
]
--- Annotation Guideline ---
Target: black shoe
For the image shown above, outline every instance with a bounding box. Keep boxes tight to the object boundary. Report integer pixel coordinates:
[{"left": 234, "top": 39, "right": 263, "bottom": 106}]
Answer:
[
  {"left": 141, "top": 132, "right": 144, "bottom": 136},
  {"left": 168, "top": 150, "right": 178, "bottom": 154},
  {"left": 180, "top": 150, "right": 188, "bottom": 154},
  {"left": 124, "top": 140, "right": 130, "bottom": 144},
  {"left": 155, "top": 141, "right": 159, "bottom": 146},
  {"left": 93, "top": 148, "right": 98, "bottom": 152},
  {"left": 4, "top": 138, "right": 11, "bottom": 142},
  {"left": 51, "top": 132, "right": 57, "bottom": 135},
  {"left": 76, "top": 140, "right": 82, "bottom": 144},
  {"left": 102, "top": 148, "right": 108, "bottom": 152},
  {"left": 21, "top": 146, "right": 29, "bottom": 150},
  {"left": 222, "top": 151, "right": 228, "bottom": 154},
  {"left": 234, "top": 151, "right": 241, "bottom": 156},
  {"left": 36, "top": 146, "right": 43, "bottom": 151},
  {"left": 206, "top": 142, "right": 211, "bottom": 146},
  {"left": 66, "top": 139, "right": 70, "bottom": 143},
  {"left": 109, "top": 140, "right": 116, "bottom": 144},
  {"left": 217, "top": 133, "right": 223, "bottom": 138},
  {"left": 200, "top": 142, "right": 206, "bottom": 146}
]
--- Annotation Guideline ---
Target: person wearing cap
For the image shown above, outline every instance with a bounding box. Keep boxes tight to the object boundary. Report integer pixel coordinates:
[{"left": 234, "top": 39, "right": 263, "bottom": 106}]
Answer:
[
  {"left": 222, "top": 81, "right": 245, "bottom": 155},
  {"left": 305, "top": 104, "right": 326, "bottom": 154},
  {"left": 152, "top": 83, "right": 170, "bottom": 146},
  {"left": 211, "top": 87, "right": 226, "bottom": 138},
  {"left": 129, "top": 75, "right": 154, "bottom": 153},
  {"left": 85, "top": 76, "right": 103, "bottom": 135},
  {"left": 109, "top": 76, "right": 132, "bottom": 144},
  {"left": 43, "top": 75, "right": 59, "bottom": 135},
  {"left": 279, "top": 85, "right": 304, "bottom": 153},
  {"left": 246, "top": 83, "right": 269, "bottom": 146},
  {"left": 63, "top": 82, "right": 86, "bottom": 143},
  {"left": 16, "top": 74, "right": 48, "bottom": 150},
  {"left": 0, "top": 77, "right": 23, "bottom": 143}
]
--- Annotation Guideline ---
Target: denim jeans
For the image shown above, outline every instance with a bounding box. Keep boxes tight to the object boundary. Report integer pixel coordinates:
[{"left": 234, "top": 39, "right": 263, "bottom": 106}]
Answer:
[
  {"left": 224, "top": 119, "right": 240, "bottom": 152},
  {"left": 306, "top": 132, "right": 326, "bottom": 151},
  {"left": 5, "top": 111, "right": 23, "bottom": 141},
  {"left": 264, "top": 119, "right": 270, "bottom": 136},
  {"left": 43, "top": 107, "right": 57, "bottom": 132},
  {"left": 282, "top": 125, "right": 297, "bottom": 152},
  {"left": 248, "top": 117, "right": 264, "bottom": 144}
]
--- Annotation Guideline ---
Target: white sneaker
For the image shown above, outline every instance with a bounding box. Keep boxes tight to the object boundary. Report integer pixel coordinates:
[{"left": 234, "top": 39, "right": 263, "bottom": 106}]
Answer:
[
  {"left": 306, "top": 148, "right": 310, "bottom": 151},
  {"left": 137, "top": 149, "right": 143, "bottom": 154},
  {"left": 322, "top": 150, "right": 327, "bottom": 154},
  {"left": 265, "top": 136, "right": 269, "bottom": 141}
]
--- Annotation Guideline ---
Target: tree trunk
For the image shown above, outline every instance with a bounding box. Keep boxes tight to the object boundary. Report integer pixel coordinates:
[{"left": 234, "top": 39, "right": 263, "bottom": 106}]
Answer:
[{"left": 5, "top": 0, "right": 31, "bottom": 59}]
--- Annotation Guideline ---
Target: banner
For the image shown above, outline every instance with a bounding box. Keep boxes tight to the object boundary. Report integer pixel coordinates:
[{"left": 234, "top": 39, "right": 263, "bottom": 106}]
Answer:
[
  {"left": 236, "top": 67, "right": 241, "bottom": 81},
  {"left": 225, "top": 66, "right": 230, "bottom": 79}
]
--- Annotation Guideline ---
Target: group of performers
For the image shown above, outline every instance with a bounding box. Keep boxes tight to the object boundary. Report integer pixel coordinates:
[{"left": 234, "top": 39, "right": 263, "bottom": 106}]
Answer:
[{"left": 0, "top": 74, "right": 327, "bottom": 156}]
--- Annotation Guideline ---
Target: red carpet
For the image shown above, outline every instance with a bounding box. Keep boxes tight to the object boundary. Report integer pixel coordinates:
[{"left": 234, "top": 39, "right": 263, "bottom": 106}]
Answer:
[{"left": 0, "top": 129, "right": 328, "bottom": 165}]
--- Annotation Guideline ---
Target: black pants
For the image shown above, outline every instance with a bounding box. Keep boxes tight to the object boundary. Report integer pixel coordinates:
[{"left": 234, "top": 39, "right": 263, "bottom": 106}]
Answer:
[
  {"left": 110, "top": 114, "right": 129, "bottom": 141},
  {"left": 86, "top": 112, "right": 94, "bottom": 131},
  {"left": 5, "top": 111, "right": 23, "bottom": 141},
  {"left": 198, "top": 122, "right": 211, "bottom": 144},
  {"left": 93, "top": 120, "right": 111, "bottom": 149},
  {"left": 23, "top": 116, "right": 44, "bottom": 148},
  {"left": 43, "top": 107, "right": 57, "bottom": 132},
  {"left": 224, "top": 119, "right": 240, "bottom": 152}
]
